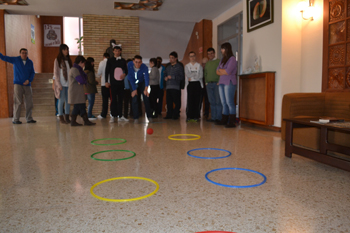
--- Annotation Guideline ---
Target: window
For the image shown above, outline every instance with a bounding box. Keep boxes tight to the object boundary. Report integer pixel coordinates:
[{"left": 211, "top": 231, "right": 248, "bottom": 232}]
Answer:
[
  {"left": 63, "top": 17, "right": 83, "bottom": 55},
  {"left": 217, "top": 12, "right": 243, "bottom": 74}
]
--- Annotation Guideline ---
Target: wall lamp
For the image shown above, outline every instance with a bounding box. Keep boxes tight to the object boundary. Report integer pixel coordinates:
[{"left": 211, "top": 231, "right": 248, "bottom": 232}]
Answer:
[{"left": 298, "top": 0, "right": 314, "bottom": 21}]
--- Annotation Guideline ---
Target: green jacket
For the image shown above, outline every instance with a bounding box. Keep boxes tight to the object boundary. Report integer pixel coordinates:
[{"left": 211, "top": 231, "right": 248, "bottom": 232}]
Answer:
[
  {"left": 204, "top": 58, "right": 220, "bottom": 83},
  {"left": 84, "top": 70, "right": 98, "bottom": 94}
]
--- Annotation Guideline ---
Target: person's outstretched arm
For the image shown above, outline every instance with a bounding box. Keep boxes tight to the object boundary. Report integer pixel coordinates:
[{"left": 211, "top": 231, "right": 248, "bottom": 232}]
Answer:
[{"left": 0, "top": 53, "right": 16, "bottom": 64}]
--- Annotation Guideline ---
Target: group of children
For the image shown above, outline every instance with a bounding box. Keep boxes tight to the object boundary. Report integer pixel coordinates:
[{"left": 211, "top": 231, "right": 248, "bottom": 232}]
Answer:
[
  {"left": 53, "top": 40, "right": 238, "bottom": 128},
  {"left": 53, "top": 42, "right": 166, "bottom": 126}
]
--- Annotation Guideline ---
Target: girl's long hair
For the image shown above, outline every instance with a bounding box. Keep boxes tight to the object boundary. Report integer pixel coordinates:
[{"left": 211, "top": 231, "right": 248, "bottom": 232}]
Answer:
[
  {"left": 221, "top": 42, "right": 234, "bottom": 66},
  {"left": 57, "top": 44, "right": 72, "bottom": 68},
  {"left": 84, "top": 57, "right": 95, "bottom": 73},
  {"left": 150, "top": 58, "right": 157, "bottom": 67}
]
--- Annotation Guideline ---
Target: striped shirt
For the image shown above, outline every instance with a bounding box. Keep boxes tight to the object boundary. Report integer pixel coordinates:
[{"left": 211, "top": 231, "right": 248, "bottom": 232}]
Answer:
[{"left": 164, "top": 62, "right": 185, "bottom": 90}]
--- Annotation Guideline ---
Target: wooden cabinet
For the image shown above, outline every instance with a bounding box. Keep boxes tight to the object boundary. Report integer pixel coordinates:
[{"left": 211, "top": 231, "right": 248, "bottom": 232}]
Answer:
[{"left": 239, "top": 72, "right": 275, "bottom": 126}]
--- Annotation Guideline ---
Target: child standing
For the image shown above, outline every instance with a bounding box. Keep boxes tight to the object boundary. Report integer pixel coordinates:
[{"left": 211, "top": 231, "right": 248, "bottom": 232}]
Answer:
[
  {"left": 185, "top": 51, "right": 203, "bottom": 122},
  {"left": 68, "top": 56, "right": 95, "bottom": 126},
  {"left": 149, "top": 58, "right": 160, "bottom": 118},
  {"left": 84, "top": 57, "right": 98, "bottom": 119}
]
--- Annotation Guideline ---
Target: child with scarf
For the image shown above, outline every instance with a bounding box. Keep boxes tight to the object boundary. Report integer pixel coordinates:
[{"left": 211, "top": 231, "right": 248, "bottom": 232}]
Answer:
[{"left": 68, "top": 55, "right": 95, "bottom": 126}]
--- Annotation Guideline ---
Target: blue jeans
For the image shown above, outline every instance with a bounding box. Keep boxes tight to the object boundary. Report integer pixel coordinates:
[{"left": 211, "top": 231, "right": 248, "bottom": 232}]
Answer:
[
  {"left": 55, "top": 97, "right": 58, "bottom": 115},
  {"left": 87, "top": 93, "right": 95, "bottom": 118},
  {"left": 219, "top": 82, "right": 236, "bottom": 115},
  {"left": 206, "top": 83, "right": 222, "bottom": 120},
  {"left": 58, "top": 86, "right": 70, "bottom": 116}
]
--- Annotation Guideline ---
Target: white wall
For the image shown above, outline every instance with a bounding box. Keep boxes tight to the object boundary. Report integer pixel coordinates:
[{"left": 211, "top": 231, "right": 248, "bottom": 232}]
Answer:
[
  {"left": 212, "top": 1, "right": 243, "bottom": 54},
  {"left": 243, "top": 0, "right": 283, "bottom": 126},
  {"left": 300, "top": 0, "right": 323, "bottom": 92},
  {"left": 280, "top": 0, "right": 302, "bottom": 124},
  {"left": 139, "top": 18, "right": 195, "bottom": 64},
  {"left": 212, "top": 0, "right": 324, "bottom": 127}
]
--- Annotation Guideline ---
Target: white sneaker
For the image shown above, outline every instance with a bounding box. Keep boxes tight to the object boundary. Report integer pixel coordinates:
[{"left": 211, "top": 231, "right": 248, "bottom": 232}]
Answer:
[
  {"left": 109, "top": 117, "right": 114, "bottom": 123},
  {"left": 97, "top": 115, "right": 104, "bottom": 119},
  {"left": 118, "top": 116, "right": 129, "bottom": 122}
]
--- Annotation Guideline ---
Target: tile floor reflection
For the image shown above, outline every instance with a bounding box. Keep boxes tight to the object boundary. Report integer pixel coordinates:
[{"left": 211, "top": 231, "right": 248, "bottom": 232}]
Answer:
[{"left": 0, "top": 116, "right": 349, "bottom": 232}]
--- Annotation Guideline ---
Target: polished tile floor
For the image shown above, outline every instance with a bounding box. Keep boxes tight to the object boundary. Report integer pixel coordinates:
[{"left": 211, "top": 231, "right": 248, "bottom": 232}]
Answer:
[{"left": 0, "top": 115, "right": 350, "bottom": 233}]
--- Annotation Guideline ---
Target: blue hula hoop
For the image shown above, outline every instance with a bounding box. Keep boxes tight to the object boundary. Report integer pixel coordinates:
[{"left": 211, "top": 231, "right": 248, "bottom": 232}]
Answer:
[
  {"left": 205, "top": 167, "right": 267, "bottom": 188},
  {"left": 187, "top": 148, "right": 231, "bottom": 159}
]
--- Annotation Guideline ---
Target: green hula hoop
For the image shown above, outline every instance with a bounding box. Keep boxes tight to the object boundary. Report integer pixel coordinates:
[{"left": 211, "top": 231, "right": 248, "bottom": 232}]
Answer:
[
  {"left": 91, "top": 150, "right": 136, "bottom": 161},
  {"left": 90, "top": 176, "right": 159, "bottom": 202},
  {"left": 91, "top": 138, "right": 127, "bottom": 146}
]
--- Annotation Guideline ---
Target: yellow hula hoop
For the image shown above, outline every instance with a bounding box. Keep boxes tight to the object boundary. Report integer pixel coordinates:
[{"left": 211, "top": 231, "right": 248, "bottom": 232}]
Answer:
[
  {"left": 168, "top": 134, "right": 201, "bottom": 141},
  {"left": 90, "top": 176, "right": 159, "bottom": 202}
]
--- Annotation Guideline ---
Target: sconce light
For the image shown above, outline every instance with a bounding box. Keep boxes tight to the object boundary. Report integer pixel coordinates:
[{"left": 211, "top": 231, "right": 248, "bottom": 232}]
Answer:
[{"left": 298, "top": 0, "right": 314, "bottom": 21}]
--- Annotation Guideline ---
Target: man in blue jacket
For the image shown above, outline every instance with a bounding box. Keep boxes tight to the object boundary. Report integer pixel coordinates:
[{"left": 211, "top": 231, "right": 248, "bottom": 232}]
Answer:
[
  {"left": 0, "top": 48, "right": 36, "bottom": 124},
  {"left": 127, "top": 55, "right": 152, "bottom": 123}
]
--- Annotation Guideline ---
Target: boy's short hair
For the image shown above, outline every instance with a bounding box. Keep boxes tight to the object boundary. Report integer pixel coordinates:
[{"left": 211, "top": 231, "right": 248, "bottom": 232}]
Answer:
[
  {"left": 207, "top": 48, "right": 215, "bottom": 53},
  {"left": 169, "top": 51, "right": 178, "bottom": 58},
  {"left": 134, "top": 55, "right": 142, "bottom": 60},
  {"left": 113, "top": 46, "right": 122, "bottom": 51}
]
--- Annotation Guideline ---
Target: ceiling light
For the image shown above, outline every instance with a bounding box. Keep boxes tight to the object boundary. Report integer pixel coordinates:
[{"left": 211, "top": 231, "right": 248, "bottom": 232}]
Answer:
[
  {"left": 114, "top": 0, "right": 163, "bottom": 11},
  {"left": 0, "top": 0, "right": 28, "bottom": 5}
]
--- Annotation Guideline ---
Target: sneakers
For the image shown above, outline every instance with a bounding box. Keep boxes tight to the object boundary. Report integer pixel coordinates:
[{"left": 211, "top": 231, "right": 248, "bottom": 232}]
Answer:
[
  {"left": 109, "top": 117, "right": 114, "bottom": 123},
  {"left": 27, "top": 120, "right": 37, "bottom": 123},
  {"left": 12, "top": 121, "right": 22, "bottom": 124},
  {"left": 97, "top": 115, "right": 105, "bottom": 119},
  {"left": 88, "top": 115, "right": 97, "bottom": 120},
  {"left": 118, "top": 116, "right": 129, "bottom": 122}
]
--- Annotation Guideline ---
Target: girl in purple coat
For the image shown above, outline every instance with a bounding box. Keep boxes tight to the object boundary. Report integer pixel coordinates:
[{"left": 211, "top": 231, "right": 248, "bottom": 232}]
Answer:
[{"left": 216, "top": 42, "right": 237, "bottom": 128}]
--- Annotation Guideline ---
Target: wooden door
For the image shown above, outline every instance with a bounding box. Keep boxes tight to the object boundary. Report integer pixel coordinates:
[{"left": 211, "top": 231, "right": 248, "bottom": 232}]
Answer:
[{"left": 323, "top": 0, "right": 350, "bottom": 92}]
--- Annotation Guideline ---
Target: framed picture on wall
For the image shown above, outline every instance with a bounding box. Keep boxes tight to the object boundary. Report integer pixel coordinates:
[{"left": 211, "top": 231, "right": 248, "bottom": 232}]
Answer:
[
  {"left": 44, "top": 24, "right": 61, "bottom": 47},
  {"left": 247, "top": 0, "right": 274, "bottom": 32}
]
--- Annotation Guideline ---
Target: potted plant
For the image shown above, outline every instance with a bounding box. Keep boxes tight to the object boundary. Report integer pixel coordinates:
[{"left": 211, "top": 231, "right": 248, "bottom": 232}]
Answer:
[{"left": 75, "top": 36, "right": 84, "bottom": 55}]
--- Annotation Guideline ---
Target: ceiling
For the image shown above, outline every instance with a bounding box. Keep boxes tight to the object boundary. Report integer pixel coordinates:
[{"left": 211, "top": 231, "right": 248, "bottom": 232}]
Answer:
[{"left": 0, "top": 0, "right": 241, "bottom": 22}]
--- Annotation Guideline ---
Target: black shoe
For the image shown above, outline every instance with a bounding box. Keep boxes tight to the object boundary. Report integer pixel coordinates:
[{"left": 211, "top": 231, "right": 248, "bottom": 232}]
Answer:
[
  {"left": 12, "top": 121, "right": 22, "bottom": 124},
  {"left": 27, "top": 120, "right": 36, "bottom": 123},
  {"left": 163, "top": 116, "right": 172, "bottom": 119}
]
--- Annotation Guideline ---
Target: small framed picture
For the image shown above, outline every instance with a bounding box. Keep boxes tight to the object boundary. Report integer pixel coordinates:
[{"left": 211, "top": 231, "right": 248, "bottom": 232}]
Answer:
[{"left": 247, "top": 0, "right": 274, "bottom": 32}]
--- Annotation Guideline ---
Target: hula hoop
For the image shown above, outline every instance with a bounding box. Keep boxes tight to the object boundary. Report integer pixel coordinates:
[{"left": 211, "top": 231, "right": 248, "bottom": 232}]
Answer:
[
  {"left": 196, "top": 231, "right": 236, "bottom": 233},
  {"left": 205, "top": 168, "right": 267, "bottom": 188},
  {"left": 90, "top": 176, "right": 159, "bottom": 202},
  {"left": 91, "top": 138, "right": 126, "bottom": 146},
  {"left": 91, "top": 150, "right": 136, "bottom": 161},
  {"left": 187, "top": 148, "right": 231, "bottom": 159},
  {"left": 168, "top": 134, "right": 201, "bottom": 141}
]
